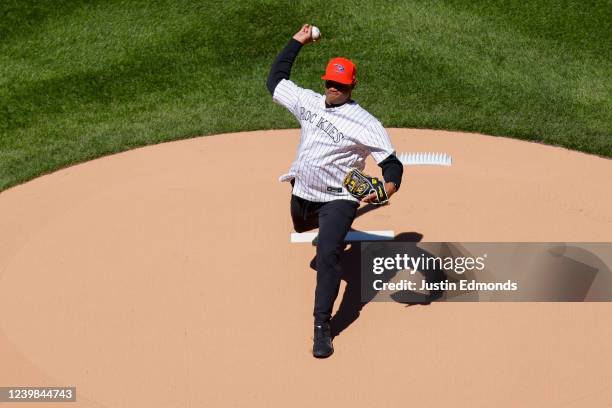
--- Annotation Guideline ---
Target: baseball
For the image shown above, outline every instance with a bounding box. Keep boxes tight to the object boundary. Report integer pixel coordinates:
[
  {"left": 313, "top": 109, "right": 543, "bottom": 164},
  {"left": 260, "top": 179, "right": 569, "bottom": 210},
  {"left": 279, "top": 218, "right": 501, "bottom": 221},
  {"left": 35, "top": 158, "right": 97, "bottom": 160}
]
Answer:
[{"left": 311, "top": 26, "right": 321, "bottom": 41}]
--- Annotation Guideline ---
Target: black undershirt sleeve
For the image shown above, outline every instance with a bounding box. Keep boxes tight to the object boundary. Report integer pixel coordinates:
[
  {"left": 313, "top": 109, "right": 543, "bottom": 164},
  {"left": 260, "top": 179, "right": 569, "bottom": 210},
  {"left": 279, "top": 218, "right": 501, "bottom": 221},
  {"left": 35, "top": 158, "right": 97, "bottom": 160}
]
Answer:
[
  {"left": 378, "top": 154, "right": 404, "bottom": 191},
  {"left": 266, "top": 38, "right": 303, "bottom": 95}
]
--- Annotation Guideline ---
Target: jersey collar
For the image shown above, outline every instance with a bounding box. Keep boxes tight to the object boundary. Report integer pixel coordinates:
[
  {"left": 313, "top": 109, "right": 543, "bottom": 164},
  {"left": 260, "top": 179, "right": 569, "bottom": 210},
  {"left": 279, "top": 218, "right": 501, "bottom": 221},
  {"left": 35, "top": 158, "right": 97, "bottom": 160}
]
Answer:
[{"left": 323, "top": 98, "right": 355, "bottom": 111}]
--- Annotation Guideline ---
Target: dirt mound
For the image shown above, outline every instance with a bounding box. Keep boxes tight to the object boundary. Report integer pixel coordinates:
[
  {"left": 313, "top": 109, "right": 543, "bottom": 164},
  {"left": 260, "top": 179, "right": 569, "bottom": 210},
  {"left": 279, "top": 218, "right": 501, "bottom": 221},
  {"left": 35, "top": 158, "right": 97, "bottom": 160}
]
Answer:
[{"left": 0, "top": 129, "right": 610, "bottom": 407}]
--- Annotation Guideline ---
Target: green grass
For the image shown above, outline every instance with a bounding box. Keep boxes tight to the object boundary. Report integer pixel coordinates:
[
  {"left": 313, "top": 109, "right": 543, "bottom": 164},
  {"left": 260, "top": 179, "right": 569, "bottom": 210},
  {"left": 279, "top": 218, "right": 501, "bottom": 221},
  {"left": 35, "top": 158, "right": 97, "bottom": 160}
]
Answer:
[{"left": 1, "top": 0, "right": 610, "bottom": 191}]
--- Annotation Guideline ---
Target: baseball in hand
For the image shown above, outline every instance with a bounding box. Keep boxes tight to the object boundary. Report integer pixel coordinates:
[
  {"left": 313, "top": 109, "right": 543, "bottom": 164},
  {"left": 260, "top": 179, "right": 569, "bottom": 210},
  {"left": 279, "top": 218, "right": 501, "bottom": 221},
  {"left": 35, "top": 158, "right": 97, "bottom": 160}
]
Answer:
[{"left": 311, "top": 26, "right": 321, "bottom": 41}]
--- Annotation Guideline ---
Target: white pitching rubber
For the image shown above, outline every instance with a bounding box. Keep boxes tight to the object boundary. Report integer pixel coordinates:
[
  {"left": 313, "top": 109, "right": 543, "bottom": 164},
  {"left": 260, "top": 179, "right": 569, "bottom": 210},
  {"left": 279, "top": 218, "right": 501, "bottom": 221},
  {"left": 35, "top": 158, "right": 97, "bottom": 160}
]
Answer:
[
  {"left": 291, "top": 230, "right": 395, "bottom": 243},
  {"left": 398, "top": 152, "right": 453, "bottom": 166}
]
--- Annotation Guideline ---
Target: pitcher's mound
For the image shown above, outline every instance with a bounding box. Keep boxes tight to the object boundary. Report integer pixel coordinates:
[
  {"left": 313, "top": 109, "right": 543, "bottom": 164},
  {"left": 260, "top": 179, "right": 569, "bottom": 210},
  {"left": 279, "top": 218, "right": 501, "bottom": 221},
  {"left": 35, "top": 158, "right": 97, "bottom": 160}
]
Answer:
[{"left": 0, "top": 129, "right": 611, "bottom": 407}]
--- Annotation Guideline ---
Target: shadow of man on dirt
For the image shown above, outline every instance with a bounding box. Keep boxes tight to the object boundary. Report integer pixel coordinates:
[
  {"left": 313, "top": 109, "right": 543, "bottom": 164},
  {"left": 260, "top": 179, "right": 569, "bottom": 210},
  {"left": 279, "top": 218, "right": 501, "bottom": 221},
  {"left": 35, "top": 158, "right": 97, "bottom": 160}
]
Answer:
[
  {"left": 355, "top": 202, "right": 383, "bottom": 219},
  {"left": 326, "top": 231, "right": 449, "bottom": 338}
]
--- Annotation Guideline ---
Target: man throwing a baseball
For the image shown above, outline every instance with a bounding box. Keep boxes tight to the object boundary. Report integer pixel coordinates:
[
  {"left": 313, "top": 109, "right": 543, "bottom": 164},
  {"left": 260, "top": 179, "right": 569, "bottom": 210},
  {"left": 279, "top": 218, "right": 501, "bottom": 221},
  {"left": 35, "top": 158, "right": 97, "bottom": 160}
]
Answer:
[{"left": 267, "top": 24, "right": 404, "bottom": 358}]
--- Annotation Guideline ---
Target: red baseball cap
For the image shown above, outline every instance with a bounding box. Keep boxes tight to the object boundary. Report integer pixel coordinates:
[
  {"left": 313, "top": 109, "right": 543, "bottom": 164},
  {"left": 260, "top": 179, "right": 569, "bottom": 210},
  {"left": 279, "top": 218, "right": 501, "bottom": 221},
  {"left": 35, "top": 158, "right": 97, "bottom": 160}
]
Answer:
[{"left": 321, "top": 57, "right": 356, "bottom": 85}]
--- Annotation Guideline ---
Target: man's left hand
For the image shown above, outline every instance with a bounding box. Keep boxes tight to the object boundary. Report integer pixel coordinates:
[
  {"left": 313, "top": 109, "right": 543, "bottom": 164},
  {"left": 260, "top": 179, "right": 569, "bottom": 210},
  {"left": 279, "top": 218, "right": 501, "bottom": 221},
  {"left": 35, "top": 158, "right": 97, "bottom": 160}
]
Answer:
[{"left": 362, "top": 182, "right": 397, "bottom": 204}]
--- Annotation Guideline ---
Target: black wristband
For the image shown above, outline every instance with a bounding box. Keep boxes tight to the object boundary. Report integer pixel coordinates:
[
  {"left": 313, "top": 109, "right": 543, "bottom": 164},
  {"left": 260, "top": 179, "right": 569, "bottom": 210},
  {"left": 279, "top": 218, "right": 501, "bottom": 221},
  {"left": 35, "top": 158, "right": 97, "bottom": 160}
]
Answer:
[{"left": 379, "top": 154, "right": 404, "bottom": 191}]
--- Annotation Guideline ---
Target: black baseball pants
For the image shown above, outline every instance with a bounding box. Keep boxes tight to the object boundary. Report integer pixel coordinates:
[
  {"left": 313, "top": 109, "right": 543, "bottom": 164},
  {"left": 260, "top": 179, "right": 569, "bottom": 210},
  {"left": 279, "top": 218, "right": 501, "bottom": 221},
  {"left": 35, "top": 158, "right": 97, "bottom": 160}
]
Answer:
[{"left": 290, "top": 193, "right": 358, "bottom": 326}]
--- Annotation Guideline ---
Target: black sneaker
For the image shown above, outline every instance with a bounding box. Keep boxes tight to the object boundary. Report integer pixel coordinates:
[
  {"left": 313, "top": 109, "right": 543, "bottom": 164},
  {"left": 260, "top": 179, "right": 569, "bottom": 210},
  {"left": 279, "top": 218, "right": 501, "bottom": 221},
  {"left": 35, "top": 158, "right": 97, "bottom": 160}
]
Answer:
[{"left": 313, "top": 323, "right": 334, "bottom": 358}]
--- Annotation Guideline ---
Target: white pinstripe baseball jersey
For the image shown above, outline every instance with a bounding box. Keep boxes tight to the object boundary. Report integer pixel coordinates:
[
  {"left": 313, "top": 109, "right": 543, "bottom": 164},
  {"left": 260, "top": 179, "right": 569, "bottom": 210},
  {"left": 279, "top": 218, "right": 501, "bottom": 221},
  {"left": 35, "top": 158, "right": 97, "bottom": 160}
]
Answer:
[{"left": 274, "top": 79, "right": 396, "bottom": 202}]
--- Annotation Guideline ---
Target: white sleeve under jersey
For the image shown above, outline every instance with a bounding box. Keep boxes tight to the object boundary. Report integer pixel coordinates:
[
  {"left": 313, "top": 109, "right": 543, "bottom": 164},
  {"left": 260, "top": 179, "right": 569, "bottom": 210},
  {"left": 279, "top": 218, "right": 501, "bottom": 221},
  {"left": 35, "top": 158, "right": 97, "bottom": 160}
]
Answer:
[{"left": 273, "top": 79, "right": 396, "bottom": 203}]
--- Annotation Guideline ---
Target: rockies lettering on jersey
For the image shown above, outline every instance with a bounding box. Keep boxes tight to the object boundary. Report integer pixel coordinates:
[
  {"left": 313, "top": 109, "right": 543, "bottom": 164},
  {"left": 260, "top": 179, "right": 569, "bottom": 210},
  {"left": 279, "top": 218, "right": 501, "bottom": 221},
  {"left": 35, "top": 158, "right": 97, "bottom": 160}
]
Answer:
[{"left": 274, "top": 79, "right": 396, "bottom": 202}]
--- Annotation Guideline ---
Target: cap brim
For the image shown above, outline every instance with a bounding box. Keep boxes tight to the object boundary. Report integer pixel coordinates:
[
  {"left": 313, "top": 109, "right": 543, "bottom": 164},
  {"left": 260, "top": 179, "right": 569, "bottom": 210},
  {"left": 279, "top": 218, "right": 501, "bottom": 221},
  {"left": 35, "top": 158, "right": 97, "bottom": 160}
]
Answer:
[{"left": 321, "top": 74, "right": 354, "bottom": 85}]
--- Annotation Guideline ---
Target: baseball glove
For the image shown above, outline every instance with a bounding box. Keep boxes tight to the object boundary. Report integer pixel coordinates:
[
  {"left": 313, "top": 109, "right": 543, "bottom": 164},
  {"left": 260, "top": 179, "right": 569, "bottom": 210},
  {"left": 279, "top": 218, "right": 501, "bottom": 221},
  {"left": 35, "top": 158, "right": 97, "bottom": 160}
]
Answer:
[{"left": 343, "top": 168, "right": 389, "bottom": 205}]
